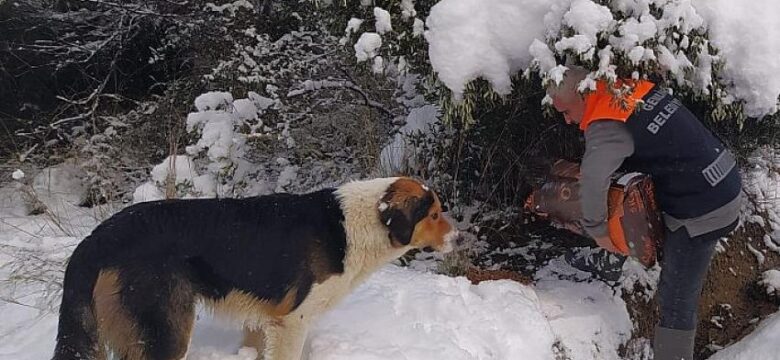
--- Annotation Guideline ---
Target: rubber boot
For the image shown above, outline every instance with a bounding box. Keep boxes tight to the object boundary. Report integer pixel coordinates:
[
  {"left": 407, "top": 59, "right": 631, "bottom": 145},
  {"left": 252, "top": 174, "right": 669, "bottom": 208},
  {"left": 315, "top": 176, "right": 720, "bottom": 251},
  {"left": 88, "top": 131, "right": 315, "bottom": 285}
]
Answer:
[{"left": 653, "top": 326, "right": 695, "bottom": 360}]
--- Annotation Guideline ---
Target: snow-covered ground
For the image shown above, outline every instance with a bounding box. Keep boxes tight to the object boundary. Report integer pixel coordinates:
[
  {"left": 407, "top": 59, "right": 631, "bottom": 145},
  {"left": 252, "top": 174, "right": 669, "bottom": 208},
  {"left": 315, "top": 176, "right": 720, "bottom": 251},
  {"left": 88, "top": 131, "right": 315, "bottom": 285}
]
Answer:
[{"left": 3, "top": 152, "right": 779, "bottom": 359}]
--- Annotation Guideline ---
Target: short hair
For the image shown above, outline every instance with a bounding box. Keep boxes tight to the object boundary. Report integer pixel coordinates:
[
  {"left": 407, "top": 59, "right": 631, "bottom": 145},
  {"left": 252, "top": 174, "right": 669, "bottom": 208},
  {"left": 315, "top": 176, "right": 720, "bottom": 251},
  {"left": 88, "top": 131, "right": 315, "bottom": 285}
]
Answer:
[{"left": 546, "top": 66, "right": 589, "bottom": 101}]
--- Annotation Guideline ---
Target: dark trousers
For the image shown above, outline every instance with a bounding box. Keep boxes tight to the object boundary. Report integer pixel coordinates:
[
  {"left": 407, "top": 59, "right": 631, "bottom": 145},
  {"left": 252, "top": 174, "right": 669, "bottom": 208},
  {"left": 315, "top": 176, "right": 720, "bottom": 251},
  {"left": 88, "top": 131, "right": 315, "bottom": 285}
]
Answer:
[{"left": 657, "top": 221, "right": 738, "bottom": 330}]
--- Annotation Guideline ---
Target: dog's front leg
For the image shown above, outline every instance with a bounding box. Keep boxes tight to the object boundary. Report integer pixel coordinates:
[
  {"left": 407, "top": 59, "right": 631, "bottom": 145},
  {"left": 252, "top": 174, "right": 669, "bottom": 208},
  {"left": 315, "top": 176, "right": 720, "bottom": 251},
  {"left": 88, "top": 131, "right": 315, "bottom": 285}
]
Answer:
[
  {"left": 243, "top": 327, "right": 266, "bottom": 359},
  {"left": 262, "top": 318, "right": 308, "bottom": 360}
]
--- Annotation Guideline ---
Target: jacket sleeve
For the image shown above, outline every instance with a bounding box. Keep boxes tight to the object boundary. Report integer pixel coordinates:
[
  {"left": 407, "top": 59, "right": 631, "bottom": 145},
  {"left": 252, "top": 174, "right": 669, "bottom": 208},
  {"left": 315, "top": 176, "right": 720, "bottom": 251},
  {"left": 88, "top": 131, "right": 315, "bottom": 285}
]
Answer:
[{"left": 580, "top": 120, "right": 635, "bottom": 238}]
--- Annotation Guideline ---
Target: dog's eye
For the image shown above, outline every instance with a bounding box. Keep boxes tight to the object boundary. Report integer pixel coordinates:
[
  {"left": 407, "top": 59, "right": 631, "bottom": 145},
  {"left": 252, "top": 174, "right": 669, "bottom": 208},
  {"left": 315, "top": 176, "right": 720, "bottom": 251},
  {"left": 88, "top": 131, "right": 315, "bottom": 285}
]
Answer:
[
  {"left": 431, "top": 212, "right": 439, "bottom": 220},
  {"left": 441, "top": 205, "right": 449, "bottom": 212}
]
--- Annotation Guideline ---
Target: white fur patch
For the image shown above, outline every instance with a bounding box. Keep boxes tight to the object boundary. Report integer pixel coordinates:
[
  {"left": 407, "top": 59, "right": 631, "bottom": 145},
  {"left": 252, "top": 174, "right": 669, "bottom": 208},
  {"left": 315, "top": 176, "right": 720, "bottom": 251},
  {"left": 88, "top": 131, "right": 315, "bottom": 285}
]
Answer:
[{"left": 439, "top": 230, "right": 460, "bottom": 253}]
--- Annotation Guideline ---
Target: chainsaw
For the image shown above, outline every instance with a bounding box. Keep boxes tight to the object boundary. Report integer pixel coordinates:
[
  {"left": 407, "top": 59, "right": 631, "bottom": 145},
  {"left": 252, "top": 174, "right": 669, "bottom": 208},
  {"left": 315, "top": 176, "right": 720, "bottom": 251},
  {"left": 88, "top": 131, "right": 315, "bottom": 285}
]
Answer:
[{"left": 524, "top": 159, "right": 664, "bottom": 267}]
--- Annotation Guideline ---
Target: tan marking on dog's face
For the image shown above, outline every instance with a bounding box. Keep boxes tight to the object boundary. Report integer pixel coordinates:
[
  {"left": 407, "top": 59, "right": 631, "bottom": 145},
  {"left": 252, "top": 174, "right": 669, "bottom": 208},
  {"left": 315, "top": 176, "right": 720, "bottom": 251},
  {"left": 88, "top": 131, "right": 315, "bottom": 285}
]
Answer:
[
  {"left": 379, "top": 177, "right": 458, "bottom": 252},
  {"left": 409, "top": 192, "right": 456, "bottom": 251},
  {"left": 93, "top": 270, "right": 145, "bottom": 360},
  {"left": 384, "top": 177, "right": 429, "bottom": 201}
]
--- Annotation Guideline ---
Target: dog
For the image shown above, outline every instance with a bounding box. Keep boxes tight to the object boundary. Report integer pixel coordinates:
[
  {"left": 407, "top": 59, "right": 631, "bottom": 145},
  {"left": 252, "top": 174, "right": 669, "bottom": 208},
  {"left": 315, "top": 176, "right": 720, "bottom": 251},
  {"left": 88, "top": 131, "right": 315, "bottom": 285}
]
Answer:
[{"left": 52, "top": 177, "right": 459, "bottom": 360}]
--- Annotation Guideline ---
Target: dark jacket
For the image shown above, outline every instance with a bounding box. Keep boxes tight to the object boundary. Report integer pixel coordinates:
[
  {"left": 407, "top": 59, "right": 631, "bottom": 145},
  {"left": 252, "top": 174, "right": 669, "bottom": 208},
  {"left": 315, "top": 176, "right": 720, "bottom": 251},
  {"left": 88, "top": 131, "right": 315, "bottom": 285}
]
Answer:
[{"left": 579, "top": 81, "right": 742, "bottom": 238}]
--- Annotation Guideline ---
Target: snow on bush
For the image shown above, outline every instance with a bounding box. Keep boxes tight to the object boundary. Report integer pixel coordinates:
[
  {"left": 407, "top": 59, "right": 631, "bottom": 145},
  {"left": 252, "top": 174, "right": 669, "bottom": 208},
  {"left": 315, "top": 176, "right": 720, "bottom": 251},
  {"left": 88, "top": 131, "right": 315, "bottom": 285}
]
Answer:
[
  {"left": 419, "top": 0, "right": 780, "bottom": 118},
  {"left": 354, "top": 32, "right": 382, "bottom": 62},
  {"left": 379, "top": 104, "right": 439, "bottom": 175},
  {"left": 11, "top": 169, "right": 25, "bottom": 180},
  {"left": 133, "top": 91, "right": 270, "bottom": 202},
  {"left": 695, "top": 0, "right": 780, "bottom": 117},
  {"left": 374, "top": 7, "right": 393, "bottom": 34},
  {"left": 741, "top": 147, "right": 780, "bottom": 248},
  {"left": 424, "top": 0, "right": 550, "bottom": 99},
  {"left": 343, "top": 2, "right": 428, "bottom": 76}
]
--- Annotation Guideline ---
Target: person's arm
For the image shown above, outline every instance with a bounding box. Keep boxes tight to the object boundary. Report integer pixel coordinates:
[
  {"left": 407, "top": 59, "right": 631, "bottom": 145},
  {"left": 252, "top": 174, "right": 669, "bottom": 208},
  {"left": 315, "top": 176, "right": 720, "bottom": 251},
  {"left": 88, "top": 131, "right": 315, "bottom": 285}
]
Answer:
[{"left": 580, "top": 120, "right": 634, "bottom": 246}]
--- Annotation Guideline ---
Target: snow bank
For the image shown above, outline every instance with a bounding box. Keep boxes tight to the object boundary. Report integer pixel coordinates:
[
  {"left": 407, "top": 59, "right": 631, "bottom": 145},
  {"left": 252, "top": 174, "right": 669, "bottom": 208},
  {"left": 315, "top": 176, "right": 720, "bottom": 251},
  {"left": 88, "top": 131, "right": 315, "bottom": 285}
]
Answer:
[
  {"left": 534, "top": 257, "right": 633, "bottom": 360},
  {"left": 307, "top": 266, "right": 556, "bottom": 359},
  {"left": 709, "top": 312, "right": 780, "bottom": 360},
  {"left": 27, "top": 162, "right": 89, "bottom": 212}
]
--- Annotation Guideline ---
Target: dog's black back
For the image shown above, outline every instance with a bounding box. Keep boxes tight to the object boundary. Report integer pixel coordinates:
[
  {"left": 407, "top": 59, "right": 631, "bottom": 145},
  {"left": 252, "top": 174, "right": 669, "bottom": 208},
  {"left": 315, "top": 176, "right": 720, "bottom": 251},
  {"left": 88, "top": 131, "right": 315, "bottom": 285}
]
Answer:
[{"left": 97, "top": 189, "right": 347, "bottom": 300}]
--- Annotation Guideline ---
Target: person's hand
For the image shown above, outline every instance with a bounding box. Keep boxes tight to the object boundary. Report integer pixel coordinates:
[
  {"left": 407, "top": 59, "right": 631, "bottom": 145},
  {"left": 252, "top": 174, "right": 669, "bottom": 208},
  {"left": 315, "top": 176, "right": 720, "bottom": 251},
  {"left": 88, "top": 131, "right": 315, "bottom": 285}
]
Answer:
[{"left": 594, "top": 235, "right": 621, "bottom": 253}]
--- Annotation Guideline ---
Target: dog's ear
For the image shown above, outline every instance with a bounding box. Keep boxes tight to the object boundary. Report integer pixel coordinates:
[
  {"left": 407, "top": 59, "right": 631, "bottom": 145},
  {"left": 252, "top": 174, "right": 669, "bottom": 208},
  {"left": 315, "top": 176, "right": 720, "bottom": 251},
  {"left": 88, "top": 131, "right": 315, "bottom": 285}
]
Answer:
[
  {"left": 379, "top": 204, "right": 415, "bottom": 246},
  {"left": 379, "top": 179, "right": 434, "bottom": 246}
]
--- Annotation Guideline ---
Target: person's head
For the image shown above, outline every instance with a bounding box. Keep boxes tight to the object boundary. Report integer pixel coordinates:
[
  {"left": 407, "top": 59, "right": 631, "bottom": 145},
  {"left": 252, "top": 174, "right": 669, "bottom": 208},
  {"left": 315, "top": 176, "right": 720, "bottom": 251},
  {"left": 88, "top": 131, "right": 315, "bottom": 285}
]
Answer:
[{"left": 547, "top": 67, "right": 589, "bottom": 125}]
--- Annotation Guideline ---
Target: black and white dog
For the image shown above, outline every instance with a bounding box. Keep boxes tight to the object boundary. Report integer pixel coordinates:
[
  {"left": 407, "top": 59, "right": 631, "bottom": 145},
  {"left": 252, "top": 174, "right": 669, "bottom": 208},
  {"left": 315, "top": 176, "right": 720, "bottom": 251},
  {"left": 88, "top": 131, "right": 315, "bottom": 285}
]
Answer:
[{"left": 53, "top": 177, "right": 459, "bottom": 360}]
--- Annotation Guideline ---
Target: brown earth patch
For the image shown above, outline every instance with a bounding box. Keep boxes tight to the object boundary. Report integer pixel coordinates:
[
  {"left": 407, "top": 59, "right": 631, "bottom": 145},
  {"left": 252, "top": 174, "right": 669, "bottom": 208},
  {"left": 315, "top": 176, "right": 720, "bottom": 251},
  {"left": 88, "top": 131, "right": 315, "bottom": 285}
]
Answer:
[
  {"left": 695, "top": 222, "right": 780, "bottom": 359},
  {"left": 466, "top": 267, "right": 533, "bottom": 285},
  {"left": 620, "top": 222, "right": 780, "bottom": 360}
]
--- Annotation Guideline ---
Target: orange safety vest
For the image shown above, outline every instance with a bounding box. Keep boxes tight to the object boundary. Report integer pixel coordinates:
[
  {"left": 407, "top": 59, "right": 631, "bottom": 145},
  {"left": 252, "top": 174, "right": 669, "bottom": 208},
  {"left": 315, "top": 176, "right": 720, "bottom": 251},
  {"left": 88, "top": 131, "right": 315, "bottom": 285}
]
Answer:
[{"left": 579, "top": 80, "right": 655, "bottom": 132}]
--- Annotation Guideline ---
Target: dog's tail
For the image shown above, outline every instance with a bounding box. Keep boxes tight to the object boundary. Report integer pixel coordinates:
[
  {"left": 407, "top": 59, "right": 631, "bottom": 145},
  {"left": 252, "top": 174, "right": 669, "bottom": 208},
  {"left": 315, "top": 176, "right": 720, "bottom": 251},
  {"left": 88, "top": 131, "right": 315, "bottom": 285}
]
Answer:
[{"left": 53, "top": 237, "right": 103, "bottom": 360}]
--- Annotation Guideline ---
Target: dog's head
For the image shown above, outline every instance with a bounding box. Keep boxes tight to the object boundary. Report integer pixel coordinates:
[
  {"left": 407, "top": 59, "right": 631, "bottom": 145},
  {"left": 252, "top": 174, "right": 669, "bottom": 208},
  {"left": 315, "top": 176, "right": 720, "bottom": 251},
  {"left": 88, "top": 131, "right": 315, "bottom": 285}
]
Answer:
[{"left": 378, "top": 178, "right": 459, "bottom": 253}]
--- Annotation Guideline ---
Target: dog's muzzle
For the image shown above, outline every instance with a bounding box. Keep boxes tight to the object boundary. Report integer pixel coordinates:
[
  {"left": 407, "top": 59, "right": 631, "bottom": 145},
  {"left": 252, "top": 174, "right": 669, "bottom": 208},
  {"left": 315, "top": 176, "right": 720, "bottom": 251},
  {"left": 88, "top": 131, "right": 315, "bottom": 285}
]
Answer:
[{"left": 439, "top": 230, "right": 461, "bottom": 253}]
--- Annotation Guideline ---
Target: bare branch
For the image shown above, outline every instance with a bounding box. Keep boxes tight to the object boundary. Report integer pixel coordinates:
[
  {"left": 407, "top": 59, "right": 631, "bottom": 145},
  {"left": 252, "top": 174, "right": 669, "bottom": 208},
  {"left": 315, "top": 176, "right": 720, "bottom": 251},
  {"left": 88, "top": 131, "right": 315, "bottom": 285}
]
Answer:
[{"left": 286, "top": 79, "right": 392, "bottom": 116}]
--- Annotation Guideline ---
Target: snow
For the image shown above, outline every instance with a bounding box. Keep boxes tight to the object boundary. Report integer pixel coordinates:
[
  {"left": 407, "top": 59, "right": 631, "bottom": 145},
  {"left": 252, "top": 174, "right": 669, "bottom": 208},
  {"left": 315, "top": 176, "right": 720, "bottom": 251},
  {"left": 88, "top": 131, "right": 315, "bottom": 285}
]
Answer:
[
  {"left": 742, "top": 148, "right": 780, "bottom": 234},
  {"left": 412, "top": 18, "right": 425, "bottom": 37},
  {"left": 30, "top": 163, "right": 89, "bottom": 208},
  {"left": 759, "top": 269, "right": 780, "bottom": 296},
  {"left": 694, "top": 0, "right": 780, "bottom": 117},
  {"left": 379, "top": 104, "right": 439, "bottom": 175},
  {"left": 344, "top": 17, "right": 363, "bottom": 37},
  {"left": 150, "top": 155, "right": 197, "bottom": 186},
  {"left": 194, "top": 91, "right": 234, "bottom": 112},
  {"left": 274, "top": 164, "right": 299, "bottom": 193},
  {"left": 132, "top": 181, "right": 165, "bottom": 203},
  {"left": 534, "top": 257, "right": 633, "bottom": 360},
  {"left": 186, "top": 112, "right": 237, "bottom": 160},
  {"left": 307, "top": 266, "right": 556, "bottom": 360},
  {"left": 560, "top": 0, "right": 614, "bottom": 52},
  {"left": 401, "top": 0, "right": 417, "bottom": 19},
  {"left": 372, "top": 55, "right": 384, "bottom": 74},
  {"left": 424, "top": 0, "right": 552, "bottom": 99},
  {"left": 232, "top": 98, "right": 259, "bottom": 121},
  {"left": 11, "top": 169, "right": 24, "bottom": 180},
  {"left": 354, "top": 32, "right": 382, "bottom": 62},
  {"left": 204, "top": 0, "right": 253, "bottom": 17},
  {"left": 374, "top": 7, "right": 393, "bottom": 34},
  {"left": 708, "top": 313, "right": 780, "bottom": 360},
  {"left": 423, "top": 0, "right": 780, "bottom": 117},
  {"left": 248, "top": 91, "right": 276, "bottom": 111}
]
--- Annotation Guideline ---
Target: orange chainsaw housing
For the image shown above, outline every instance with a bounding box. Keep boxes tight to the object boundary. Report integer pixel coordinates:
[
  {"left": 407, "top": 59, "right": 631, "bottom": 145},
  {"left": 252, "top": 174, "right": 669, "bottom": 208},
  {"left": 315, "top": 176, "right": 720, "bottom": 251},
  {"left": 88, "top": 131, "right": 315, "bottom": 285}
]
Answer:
[{"left": 525, "top": 160, "right": 664, "bottom": 266}]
